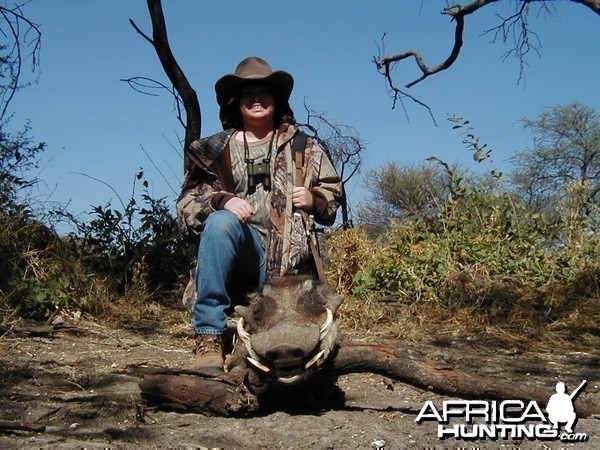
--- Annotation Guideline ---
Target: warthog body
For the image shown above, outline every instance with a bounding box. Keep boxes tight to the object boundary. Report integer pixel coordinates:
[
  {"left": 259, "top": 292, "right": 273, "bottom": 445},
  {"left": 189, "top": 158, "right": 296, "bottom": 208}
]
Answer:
[{"left": 225, "top": 275, "right": 345, "bottom": 405}]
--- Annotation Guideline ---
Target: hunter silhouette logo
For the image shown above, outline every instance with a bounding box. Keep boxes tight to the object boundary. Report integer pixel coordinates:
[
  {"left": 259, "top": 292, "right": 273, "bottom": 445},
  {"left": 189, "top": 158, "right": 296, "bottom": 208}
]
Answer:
[
  {"left": 416, "top": 379, "right": 589, "bottom": 442},
  {"left": 546, "top": 380, "right": 586, "bottom": 434}
]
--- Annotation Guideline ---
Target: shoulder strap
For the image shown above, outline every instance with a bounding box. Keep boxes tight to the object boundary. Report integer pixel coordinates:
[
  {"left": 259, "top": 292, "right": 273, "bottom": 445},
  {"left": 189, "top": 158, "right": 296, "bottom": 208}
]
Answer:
[
  {"left": 293, "top": 131, "right": 308, "bottom": 188},
  {"left": 292, "top": 132, "right": 328, "bottom": 283},
  {"left": 213, "top": 142, "right": 235, "bottom": 193}
]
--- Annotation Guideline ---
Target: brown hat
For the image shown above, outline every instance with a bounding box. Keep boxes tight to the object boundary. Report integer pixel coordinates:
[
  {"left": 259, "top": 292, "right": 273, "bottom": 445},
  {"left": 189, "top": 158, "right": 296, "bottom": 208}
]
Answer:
[
  {"left": 215, "top": 57, "right": 295, "bottom": 129},
  {"left": 215, "top": 57, "right": 294, "bottom": 107}
]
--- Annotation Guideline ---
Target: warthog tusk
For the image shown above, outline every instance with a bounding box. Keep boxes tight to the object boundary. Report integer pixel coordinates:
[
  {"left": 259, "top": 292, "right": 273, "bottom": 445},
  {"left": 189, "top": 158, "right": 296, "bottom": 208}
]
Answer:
[
  {"left": 277, "top": 375, "right": 302, "bottom": 384},
  {"left": 319, "top": 308, "right": 334, "bottom": 340},
  {"left": 246, "top": 356, "right": 271, "bottom": 373},
  {"left": 236, "top": 316, "right": 252, "bottom": 341},
  {"left": 305, "top": 349, "right": 326, "bottom": 369},
  {"left": 237, "top": 317, "right": 262, "bottom": 363}
]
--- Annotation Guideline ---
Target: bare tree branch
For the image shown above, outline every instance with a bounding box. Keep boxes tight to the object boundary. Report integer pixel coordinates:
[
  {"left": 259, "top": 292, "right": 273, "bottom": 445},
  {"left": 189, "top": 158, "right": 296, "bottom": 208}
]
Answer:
[
  {"left": 300, "top": 103, "right": 365, "bottom": 228},
  {"left": 0, "top": 3, "right": 42, "bottom": 122},
  {"left": 375, "top": 0, "right": 498, "bottom": 90},
  {"left": 120, "top": 76, "right": 186, "bottom": 129},
  {"left": 129, "top": 0, "right": 201, "bottom": 169},
  {"left": 374, "top": 0, "right": 599, "bottom": 116},
  {"left": 482, "top": 1, "right": 546, "bottom": 84},
  {"left": 128, "top": 17, "right": 153, "bottom": 45}
]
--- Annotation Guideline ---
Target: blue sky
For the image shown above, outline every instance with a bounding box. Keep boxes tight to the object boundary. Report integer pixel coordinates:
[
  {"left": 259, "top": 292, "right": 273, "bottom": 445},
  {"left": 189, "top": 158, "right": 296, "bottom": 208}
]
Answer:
[{"left": 9, "top": 1, "right": 600, "bottom": 232}]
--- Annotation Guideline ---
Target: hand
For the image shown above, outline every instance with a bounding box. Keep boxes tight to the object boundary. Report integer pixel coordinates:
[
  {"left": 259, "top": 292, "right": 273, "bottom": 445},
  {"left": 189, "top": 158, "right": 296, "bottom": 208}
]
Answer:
[
  {"left": 292, "top": 187, "right": 314, "bottom": 211},
  {"left": 224, "top": 197, "right": 256, "bottom": 223}
]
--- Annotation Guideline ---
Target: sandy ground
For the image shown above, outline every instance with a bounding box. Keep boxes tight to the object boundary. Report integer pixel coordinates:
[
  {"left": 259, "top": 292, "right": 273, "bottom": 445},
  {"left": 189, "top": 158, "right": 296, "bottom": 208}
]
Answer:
[{"left": 1, "top": 318, "right": 598, "bottom": 449}]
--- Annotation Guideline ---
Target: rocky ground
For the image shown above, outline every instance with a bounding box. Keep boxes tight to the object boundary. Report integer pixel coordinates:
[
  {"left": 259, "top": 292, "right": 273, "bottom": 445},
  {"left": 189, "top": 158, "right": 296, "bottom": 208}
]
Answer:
[{"left": 1, "top": 317, "right": 598, "bottom": 449}]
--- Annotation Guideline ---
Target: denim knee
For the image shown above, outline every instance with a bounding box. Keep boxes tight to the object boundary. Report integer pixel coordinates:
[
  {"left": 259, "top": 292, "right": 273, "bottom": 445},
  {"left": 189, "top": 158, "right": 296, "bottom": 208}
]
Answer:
[{"left": 203, "top": 210, "right": 243, "bottom": 240}]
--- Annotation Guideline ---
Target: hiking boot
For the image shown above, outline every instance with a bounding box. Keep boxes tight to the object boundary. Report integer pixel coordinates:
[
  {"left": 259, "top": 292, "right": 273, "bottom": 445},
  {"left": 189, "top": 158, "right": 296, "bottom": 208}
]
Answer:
[{"left": 192, "top": 334, "right": 224, "bottom": 370}]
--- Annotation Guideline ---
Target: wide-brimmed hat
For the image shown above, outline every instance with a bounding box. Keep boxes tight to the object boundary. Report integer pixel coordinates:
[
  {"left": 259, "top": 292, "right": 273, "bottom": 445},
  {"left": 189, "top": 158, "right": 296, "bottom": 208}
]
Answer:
[{"left": 215, "top": 57, "right": 294, "bottom": 107}]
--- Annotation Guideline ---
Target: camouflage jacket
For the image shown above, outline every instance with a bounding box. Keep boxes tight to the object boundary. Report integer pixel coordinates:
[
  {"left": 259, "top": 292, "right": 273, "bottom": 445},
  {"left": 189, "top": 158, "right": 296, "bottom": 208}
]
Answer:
[{"left": 176, "top": 123, "right": 342, "bottom": 279}]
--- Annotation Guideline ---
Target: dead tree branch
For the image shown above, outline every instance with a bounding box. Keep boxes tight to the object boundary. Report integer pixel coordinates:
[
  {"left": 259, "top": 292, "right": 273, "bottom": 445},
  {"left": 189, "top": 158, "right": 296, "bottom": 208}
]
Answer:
[
  {"left": 300, "top": 104, "right": 365, "bottom": 228},
  {"left": 0, "top": 3, "right": 42, "bottom": 121},
  {"left": 373, "top": 35, "right": 437, "bottom": 124},
  {"left": 0, "top": 420, "right": 46, "bottom": 433},
  {"left": 129, "top": 0, "right": 201, "bottom": 167},
  {"left": 0, "top": 323, "right": 78, "bottom": 337},
  {"left": 331, "top": 342, "right": 597, "bottom": 418},
  {"left": 137, "top": 341, "right": 600, "bottom": 417},
  {"left": 374, "top": 0, "right": 599, "bottom": 115},
  {"left": 121, "top": 76, "right": 185, "bottom": 129},
  {"left": 482, "top": 1, "right": 544, "bottom": 83},
  {"left": 375, "top": 0, "right": 498, "bottom": 90}
]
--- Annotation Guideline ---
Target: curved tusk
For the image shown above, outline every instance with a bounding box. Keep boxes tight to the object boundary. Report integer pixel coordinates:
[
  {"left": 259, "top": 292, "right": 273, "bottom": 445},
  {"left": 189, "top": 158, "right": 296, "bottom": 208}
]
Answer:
[
  {"left": 236, "top": 316, "right": 252, "bottom": 341},
  {"left": 277, "top": 375, "right": 302, "bottom": 384},
  {"left": 319, "top": 308, "right": 334, "bottom": 340},
  {"left": 304, "top": 349, "right": 326, "bottom": 369},
  {"left": 246, "top": 356, "right": 271, "bottom": 373},
  {"left": 236, "top": 317, "right": 262, "bottom": 362}
]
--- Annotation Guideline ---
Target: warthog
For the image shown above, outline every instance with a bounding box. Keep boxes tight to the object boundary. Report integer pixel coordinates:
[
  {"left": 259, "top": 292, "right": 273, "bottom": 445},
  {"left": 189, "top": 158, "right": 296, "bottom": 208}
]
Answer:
[{"left": 224, "top": 275, "right": 345, "bottom": 406}]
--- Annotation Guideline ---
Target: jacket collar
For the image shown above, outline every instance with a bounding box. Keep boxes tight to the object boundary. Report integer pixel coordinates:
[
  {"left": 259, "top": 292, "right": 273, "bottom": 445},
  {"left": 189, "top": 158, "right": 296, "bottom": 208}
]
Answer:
[{"left": 276, "top": 123, "right": 297, "bottom": 149}]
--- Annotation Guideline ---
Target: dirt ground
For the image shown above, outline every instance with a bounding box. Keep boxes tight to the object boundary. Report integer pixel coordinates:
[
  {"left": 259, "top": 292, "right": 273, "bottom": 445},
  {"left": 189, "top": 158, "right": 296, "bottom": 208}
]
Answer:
[{"left": 1, "top": 315, "right": 598, "bottom": 449}]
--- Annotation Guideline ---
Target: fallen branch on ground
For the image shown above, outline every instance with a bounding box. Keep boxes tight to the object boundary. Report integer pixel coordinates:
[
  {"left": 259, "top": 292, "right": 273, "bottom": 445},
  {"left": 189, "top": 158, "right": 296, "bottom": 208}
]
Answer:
[
  {"left": 137, "top": 341, "right": 600, "bottom": 417},
  {"left": 0, "top": 420, "right": 46, "bottom": 433}
]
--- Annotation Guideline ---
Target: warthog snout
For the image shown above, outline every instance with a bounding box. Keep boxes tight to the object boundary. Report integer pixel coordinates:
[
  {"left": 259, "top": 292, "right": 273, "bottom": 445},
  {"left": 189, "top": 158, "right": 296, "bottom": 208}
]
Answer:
[
  {"left": 266, "top": 345, "right": 306, "bottom": 365},
  {"left": 253, "top": 324, "right": 320, "bottom": 371}
]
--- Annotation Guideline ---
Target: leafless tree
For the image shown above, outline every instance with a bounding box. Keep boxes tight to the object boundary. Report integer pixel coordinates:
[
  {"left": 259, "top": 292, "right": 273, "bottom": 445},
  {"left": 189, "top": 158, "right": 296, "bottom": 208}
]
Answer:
[
  {"left": 300, "top": 105, "right": 363, "bottom": 228},
  {"left": 0, "top": 1, "right": 42, "bottom": 122},
  {"left": 374, "top": 0, "right": 600, "bottom": 116},
  {"left": 128, "top": 0, "right": 201, "bottom": 171}
]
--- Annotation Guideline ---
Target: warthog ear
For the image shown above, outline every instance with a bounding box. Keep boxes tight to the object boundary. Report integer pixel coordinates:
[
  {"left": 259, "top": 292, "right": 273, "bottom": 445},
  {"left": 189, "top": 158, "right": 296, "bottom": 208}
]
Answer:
[
  {"left": 327, "top": 293, "right": 345, "bottom": 313},
  {"left": 301, "top": 277, "right": 314, "bottom": 293},
  {"left": 234, "top": 305, "right": 251, "bottom": 322},
  {"left": 315, "top": 283, "right": 345, "bottom": 313}
]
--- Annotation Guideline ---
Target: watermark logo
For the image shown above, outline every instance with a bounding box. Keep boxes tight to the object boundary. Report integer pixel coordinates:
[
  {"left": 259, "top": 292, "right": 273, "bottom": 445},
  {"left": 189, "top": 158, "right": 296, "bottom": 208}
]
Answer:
[{"left": 416, "top": 379, "right": 588, "bottom": 443}]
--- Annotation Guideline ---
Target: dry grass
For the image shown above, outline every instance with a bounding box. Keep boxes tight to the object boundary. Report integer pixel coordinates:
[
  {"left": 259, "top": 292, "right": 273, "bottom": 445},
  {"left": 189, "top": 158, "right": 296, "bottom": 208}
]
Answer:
[
  {"left": 324, "top": 227, "right": 378, "bottom": 295},
  {"left": 338, "top": 266, "right": 600, "bottom": 351},
  {"left": 0, "top": 239, "right": 191, "bottom": 335}
]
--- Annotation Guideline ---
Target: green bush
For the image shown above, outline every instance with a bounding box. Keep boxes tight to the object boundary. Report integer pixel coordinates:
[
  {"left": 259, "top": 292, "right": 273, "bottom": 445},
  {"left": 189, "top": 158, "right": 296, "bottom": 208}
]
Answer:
[
  {"left": 1, "top": 129, "right": 194, "bottom": 320},
  {"left": 64, "top": 171, "right": 194, "bottom": 296},
  {"left": 346, "top": 188, "right": 598, "bottom": 302},
  {"left": 338, "top": 119, "right": 598, "bottom": 312}
]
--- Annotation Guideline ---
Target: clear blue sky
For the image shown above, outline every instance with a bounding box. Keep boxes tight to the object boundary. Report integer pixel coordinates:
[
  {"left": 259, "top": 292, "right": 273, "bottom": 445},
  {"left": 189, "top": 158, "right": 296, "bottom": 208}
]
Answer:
[{"left": 9, "top": 1, "right": 600, "bottom": 233}]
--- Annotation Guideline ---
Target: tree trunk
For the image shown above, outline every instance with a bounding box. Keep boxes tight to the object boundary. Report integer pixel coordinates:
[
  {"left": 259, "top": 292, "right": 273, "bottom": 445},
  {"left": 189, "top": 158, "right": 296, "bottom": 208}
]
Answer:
[
  {"left": 146, "top": 0, "right": 201, "bottom": 164},
  {"left": 138, "top": 371, "right": 259, "bottom": 416}
]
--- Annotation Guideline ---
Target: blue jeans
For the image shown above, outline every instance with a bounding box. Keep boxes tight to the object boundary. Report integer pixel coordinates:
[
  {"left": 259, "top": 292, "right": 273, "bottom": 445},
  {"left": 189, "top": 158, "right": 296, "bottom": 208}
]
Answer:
[{"left": 192, "top": 210, "right": 266, "bottom": 335}]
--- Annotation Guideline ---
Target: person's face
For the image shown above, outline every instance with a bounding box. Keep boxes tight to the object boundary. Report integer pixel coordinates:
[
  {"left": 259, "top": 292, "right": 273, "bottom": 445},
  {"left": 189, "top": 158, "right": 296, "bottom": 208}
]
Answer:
[{"left": 239, "top": 84, "right": 275, "bottom": 128}]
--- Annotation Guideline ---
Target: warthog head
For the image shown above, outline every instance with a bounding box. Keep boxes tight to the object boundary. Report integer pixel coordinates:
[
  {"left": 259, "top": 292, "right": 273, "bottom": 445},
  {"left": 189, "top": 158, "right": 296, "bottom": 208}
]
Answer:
[{"left": 227, "top": 275, "right": 344, "bottom": 386}]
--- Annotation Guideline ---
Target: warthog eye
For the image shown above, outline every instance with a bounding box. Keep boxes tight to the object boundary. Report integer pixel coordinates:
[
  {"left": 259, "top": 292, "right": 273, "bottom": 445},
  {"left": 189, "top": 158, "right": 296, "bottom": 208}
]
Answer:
[
  {"left": 251, "top": 295, "right": 278, "bottom": 329},
  {"left": 296, "top": 289, "right": 326, "bottom": 320}
]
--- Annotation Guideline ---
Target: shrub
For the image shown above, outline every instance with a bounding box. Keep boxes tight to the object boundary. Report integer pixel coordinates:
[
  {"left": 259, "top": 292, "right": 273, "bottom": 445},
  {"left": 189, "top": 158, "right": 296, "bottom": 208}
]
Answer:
[{"left": 64, "top": 171, "right": 195, "bottom": 296}]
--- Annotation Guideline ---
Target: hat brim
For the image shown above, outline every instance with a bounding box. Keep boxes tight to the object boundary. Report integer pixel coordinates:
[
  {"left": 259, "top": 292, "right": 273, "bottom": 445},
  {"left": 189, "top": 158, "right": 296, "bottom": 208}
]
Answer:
[{"left": 215, "top": 70, "right": 294, "bottom": 107}]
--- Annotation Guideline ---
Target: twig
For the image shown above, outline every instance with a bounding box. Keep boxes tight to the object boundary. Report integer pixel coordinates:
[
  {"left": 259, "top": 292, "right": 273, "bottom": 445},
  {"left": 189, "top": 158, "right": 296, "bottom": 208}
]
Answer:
[
  {"left": 0, "top": 420, "right": 46, "bottom": 433},
  {"left": 69, "top": 172, "right": 127, "bottom": 212},
  {"left": 0, "top": 323, "right": 75, "bottom": 337}
]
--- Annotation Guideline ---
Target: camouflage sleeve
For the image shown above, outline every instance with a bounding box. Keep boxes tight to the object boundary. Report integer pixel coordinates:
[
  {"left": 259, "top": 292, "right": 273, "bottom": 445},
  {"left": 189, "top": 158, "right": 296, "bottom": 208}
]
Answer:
[
  {"left": 176, "top": 132, "right": 235, "bottom": 234},
  {"left": 176, "top": 164, "right": 221, "bottom": 235},
  {"left": 306, "top": 139, "right": 343, "bottom": 226}
]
